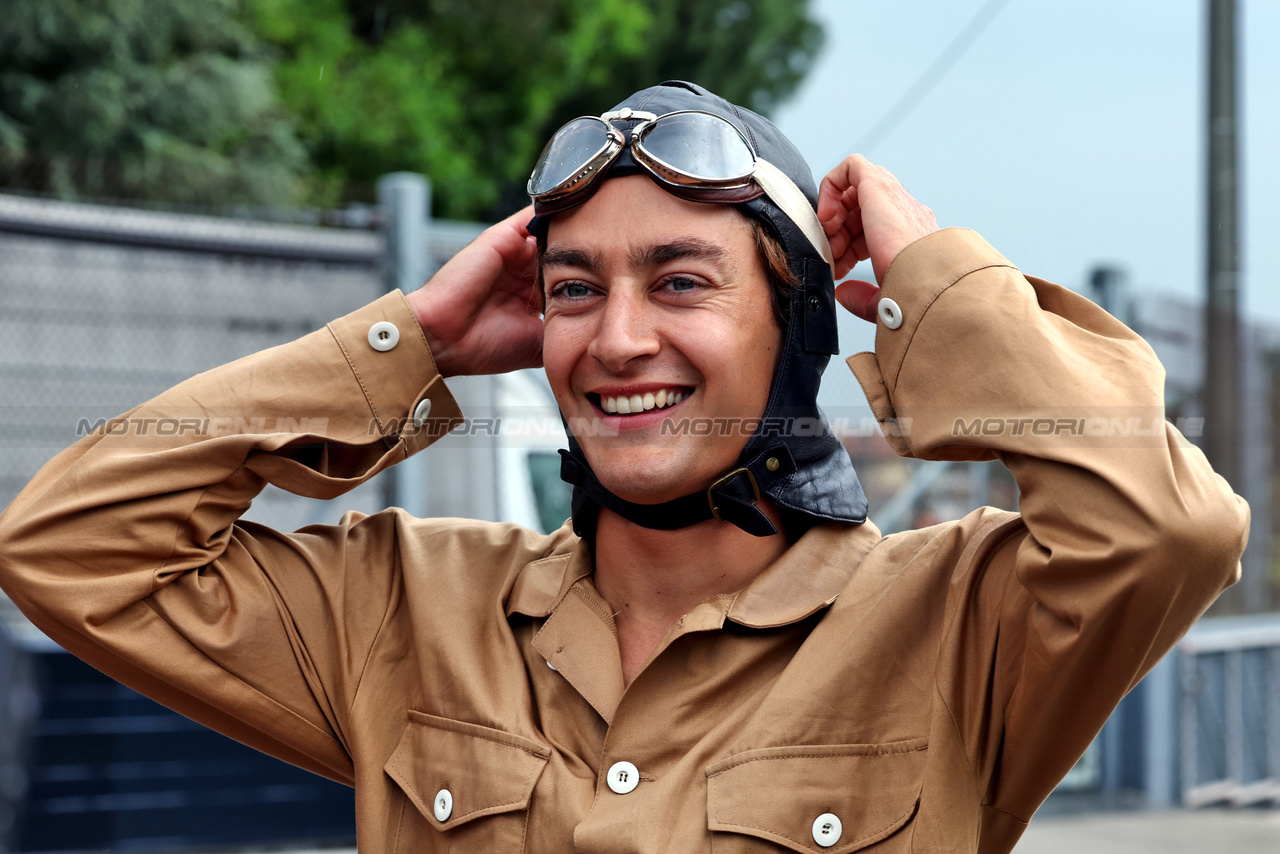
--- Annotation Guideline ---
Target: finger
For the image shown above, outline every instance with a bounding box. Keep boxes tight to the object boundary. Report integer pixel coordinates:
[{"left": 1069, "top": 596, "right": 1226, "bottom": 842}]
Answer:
[
  {"left": 500, "top": 204, "right": 536, "bottom": 236},
  {"left": 816, "top": 179, "right": 845, "bottom": 226},
  {"left": 850, "top": 232, "right": 869, "bottom": 265},
  {"left": 817, "top": 154, "right": 874, "bottom": 222},
  {"left": 834, "top": 279, "right": 881, "bottom": 323},
  {"left": 500, "top": 234, "right": 539, "bottom": 283},
  {"left": 827, "top": 226, "right": 851, "bottom": 265},
  {"left": 831, "top": 213, "right": 869, "bottom": 279}
]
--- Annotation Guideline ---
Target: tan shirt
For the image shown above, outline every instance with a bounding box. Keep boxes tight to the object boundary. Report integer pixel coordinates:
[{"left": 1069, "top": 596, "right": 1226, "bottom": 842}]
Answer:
[{"left": 0, "top": 229, "right": 1248, "bottom": 853}]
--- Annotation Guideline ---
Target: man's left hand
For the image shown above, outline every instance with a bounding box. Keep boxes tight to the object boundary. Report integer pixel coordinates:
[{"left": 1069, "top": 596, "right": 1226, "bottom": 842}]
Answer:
[{"left": 818, "top": 154, "right": 939, "bottom": 323}]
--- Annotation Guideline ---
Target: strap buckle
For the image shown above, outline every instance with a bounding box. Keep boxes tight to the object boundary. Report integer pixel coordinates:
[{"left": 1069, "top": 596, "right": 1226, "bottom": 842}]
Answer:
[{"left": 706, "top": 467, "right": 761, "bottom": 522}]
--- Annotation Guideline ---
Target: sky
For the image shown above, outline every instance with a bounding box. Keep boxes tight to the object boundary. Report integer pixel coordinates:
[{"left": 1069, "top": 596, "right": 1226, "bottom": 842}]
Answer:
[{"left": 772, "top": 0, "right": 1280, "bottom": 370}]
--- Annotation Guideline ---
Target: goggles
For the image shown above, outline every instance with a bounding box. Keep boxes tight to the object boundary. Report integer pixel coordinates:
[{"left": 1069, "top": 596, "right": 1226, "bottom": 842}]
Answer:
[{"left": 527, "top": 108, "right": 833, "bottom": 268}]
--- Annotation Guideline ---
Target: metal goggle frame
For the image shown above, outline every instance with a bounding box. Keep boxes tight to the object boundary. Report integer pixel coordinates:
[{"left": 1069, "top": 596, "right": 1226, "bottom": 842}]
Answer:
[{"left": 527, "top": 108, "right": 833, "bottom": 269}]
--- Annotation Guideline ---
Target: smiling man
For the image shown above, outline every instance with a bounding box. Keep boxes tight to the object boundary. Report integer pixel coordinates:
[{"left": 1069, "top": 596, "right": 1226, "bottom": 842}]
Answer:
[{"left": 0, "top": 81, "right": 1249, "bottom": 853}]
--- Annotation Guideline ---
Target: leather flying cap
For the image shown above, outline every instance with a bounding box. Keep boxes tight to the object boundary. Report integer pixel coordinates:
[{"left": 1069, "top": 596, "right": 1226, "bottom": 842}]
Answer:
[{"left": 532, "top": 80, "right": 868, "bottom": 538}]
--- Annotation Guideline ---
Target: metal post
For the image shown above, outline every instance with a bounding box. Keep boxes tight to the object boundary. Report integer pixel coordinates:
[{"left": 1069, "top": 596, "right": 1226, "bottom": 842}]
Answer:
[
  {"left": 1143, "top": 654, "right": 1179, "bottom": 808},
  {"left": 1089, "top": 265, "right": 1129, "bottom": 323},
  {"left": 1179, "top": 652, "right": 1199, "bottom": 805},
  {"left": 1225, "top": 647, "right": 1244, "bottom": 802},
  {"left": 1269, "top": 647, "right": 1280, "bottom": 799},
  {"left": 377, "top": 173, "right": 432, "bottom": 516},
  {"left": 1204, "top": 0, "right": 1241, "bottom": 490}
]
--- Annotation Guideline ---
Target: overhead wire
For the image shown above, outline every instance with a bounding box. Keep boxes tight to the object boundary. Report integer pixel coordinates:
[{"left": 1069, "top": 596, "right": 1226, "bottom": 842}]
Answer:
[{"left": 853, "top": 0, "right": 1016, "bottom": 154}]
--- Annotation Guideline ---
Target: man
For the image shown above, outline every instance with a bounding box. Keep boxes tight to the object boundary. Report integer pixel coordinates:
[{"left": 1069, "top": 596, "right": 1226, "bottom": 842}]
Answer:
[{"left": 0, "top": 81, "right": 1248, "bottom": 852}]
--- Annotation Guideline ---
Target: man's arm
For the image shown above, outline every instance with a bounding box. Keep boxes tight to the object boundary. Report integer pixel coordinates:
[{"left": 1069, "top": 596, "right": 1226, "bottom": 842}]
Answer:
[
  {"left": 0, "top": 208, "right": 544, "bottom": 781},
  {"left": 822, "top": 156, "right": 1248, "bottom": 840},
  {"left": 0, "top": 292, "right": 465, "bottom": 781}
]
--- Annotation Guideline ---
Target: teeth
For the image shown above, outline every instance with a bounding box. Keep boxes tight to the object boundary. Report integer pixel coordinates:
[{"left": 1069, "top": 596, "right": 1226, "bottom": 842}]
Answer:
[{"left": 600, "top": 388, "right": 688, "bottom": 415}]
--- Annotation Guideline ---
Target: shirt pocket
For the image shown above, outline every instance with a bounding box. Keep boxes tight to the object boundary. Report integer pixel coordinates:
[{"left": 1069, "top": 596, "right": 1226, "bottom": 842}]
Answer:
[
  {"left": 705, "top": 738, "right": 927, "bottom": 854},
  {"left": 384, "top": 710, "right": 550, "bottom": 854}
]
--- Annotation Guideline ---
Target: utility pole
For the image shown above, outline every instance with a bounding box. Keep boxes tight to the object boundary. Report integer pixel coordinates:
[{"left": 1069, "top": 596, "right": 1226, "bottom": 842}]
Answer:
[
  {"left": 1204, "top": 0, "right": 1240, "bottom": 489},
  {"left": 377, "top": 173, "right": 432, "bottom": 514}
]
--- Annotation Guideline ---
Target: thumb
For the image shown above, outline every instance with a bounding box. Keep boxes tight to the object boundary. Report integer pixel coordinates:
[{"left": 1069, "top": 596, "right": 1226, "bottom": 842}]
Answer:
[{"left": 834, "top": 279, "right": 881, "bottom": 324}]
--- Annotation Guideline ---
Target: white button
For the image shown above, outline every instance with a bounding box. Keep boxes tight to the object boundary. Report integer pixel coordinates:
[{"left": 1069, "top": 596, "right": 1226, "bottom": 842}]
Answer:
[
  {"left": 412, "top": 398, "right": 432, "bottom": 428},
  {"left": 812, "top": 812, "right": 842, "bottom": 847},
  {"left": 545, "top": 659, "right": 557, "bottom": 671},
  {"left": 606, "top": 760, "right": 639, "bottom": 794},
  {"left": 433, "top": 788, "right": 453, "bottom": 822},
  {"left": 368, "top": 321, "right": 400, "bottom": 351},
  {"left": 877, "top": 297, "right": 903, "bottom": 329}
]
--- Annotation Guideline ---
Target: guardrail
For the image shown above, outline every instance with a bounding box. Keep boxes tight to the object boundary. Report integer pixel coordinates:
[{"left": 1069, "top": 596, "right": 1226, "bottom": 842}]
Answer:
[{"left": 1178, "top": 615, "right": 1280, "bottom": 807}]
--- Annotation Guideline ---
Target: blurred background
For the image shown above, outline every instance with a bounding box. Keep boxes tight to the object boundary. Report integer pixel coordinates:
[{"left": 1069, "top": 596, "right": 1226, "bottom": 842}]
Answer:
[{"left": 1, "top": 0, "right": 1277, "bottom": 851}]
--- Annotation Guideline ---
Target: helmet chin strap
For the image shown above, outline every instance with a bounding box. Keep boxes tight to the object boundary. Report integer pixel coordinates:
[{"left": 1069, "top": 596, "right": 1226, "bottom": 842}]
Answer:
[{"left": 558, "top": 444, "right": 798, "bottom": 539}]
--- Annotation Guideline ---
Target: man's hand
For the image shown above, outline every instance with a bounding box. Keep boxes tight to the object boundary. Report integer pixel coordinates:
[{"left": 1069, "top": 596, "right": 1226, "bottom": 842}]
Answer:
[
  {"left": 404, "top": 206, "right": 543, "bottom": 377},
  {"left": 817, "top": 154, "right": 939, "bottom": 323}
]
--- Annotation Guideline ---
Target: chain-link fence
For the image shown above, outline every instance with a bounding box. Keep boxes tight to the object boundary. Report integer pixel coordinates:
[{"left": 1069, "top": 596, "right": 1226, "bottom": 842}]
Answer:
[{"left": 0, "top": 190, "right": 392, "bottom": 532}]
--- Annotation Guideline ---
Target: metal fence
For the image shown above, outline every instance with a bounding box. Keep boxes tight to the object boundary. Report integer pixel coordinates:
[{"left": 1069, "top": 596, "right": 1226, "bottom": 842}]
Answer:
[
  {"left": 1179, "top": 616, "right": 1280, "bottom": 807},
  {"left": 0, "top": 189, "right": 387, "bottom": 532}
]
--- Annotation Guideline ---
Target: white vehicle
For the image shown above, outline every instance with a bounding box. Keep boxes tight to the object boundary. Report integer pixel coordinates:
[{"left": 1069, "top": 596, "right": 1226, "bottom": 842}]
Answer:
[{"left": 395, "top": 369, "right": 571, "bottom": 533}]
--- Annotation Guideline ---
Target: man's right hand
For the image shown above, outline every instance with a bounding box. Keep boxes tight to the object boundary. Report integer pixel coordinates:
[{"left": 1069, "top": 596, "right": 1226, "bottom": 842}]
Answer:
[{"left": 404, "top": 206, "right": 544, "bottom": 378}]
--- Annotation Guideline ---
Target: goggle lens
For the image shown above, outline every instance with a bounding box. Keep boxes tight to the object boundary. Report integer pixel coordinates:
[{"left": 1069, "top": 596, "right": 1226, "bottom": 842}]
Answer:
[
  {"left": 527, "top": 118, "right": 614, "bottom": 198},
  {"left": 527, "top": 108, "right": 833, "bottom": 269},
  {"left": 636, "top": 112, "right": 755, "bottom": 186}
]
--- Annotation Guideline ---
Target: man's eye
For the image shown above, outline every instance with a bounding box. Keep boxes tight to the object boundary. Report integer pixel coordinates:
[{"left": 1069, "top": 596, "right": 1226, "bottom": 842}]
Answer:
[
  {"left": 664, "top": 277, "right": 699, "bottom": 293},
  {"left": 551, "top": 282, "right": 594, "bottom": 299}
]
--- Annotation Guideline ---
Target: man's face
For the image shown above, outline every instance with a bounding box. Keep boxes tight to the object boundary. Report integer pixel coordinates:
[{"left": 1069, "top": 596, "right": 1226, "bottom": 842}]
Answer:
[{"left": 541, "top": 175, "right": 782, "bottom": 505}]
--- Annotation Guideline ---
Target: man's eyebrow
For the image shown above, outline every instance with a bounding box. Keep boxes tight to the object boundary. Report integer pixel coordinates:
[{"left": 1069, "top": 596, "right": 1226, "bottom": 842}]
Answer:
[
  {"left": 540, "top": 246, "right": 604, "bottom": 274},
  {"left": 631, "top": 239, "right": 734, "bottom": 272}
]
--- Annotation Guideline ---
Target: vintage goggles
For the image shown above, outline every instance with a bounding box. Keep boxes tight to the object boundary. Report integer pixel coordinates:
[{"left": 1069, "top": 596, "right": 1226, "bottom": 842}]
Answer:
[{"left": 528, "top": 108, "right": 833, "bottom": 268}]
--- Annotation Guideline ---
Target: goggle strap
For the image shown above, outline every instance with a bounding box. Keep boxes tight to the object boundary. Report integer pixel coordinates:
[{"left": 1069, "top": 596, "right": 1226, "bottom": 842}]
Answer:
[{"left": 754, "top": 159, "right": 835, "bottom": 272}]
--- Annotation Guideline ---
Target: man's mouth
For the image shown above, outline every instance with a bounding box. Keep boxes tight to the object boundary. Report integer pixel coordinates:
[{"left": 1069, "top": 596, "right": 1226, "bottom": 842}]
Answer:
[{"left": 589, "top": 387, "right": 692, "bottom": 415}]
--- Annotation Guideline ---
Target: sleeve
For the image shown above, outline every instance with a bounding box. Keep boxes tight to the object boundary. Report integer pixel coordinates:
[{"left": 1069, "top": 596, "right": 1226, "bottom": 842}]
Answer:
[
  {"left": 0, "top": 291, "right": 464, "bottom": 784},
  {"left": 846, "top": 229, "right": 1249, "bottom": 838}
]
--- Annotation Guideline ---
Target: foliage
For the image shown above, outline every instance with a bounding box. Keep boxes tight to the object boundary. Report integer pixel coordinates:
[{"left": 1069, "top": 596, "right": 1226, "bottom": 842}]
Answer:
[
  {"left": 0, "top": 0, "right": 822, "bottom": 215},
  {"left": 0, "top": 0, "right": 308, "bottom": 206},
  {"left": 247, "top": 0, "right": 823, "bottom": 218}
]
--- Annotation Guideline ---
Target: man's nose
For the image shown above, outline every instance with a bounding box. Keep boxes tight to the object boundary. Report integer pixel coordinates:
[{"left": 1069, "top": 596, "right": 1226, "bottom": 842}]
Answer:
[{"left": 587, "top": 291, "right": 661, "bottom": 370}]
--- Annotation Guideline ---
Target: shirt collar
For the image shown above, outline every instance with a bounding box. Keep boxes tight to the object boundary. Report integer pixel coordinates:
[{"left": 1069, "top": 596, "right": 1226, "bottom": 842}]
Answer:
[
  {"left": 726, "top": 520, "right": 882, "bottom": 627},
  {"left": 505, "top": 532, "right": 593, "bottom": 618},
  {"left": 505, "top": 520, "right": 883, "bottom": 626}
]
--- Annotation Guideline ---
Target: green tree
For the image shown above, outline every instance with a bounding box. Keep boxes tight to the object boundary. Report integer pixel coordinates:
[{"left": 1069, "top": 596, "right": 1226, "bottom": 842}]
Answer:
[
  {"left": 0, "top": 0, "right": 822, "bottom": 216},
  {"left": 0, "top": 0, "right": 308, "bottom": 206},
  {"left": 247, "top": 0, "right": 822, "bottom": 219}
]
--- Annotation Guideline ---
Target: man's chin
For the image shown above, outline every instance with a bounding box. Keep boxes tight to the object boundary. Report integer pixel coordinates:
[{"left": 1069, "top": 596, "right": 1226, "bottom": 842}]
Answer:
[{"left": 593, "top": 465, "right": 710, "bottom": 507}]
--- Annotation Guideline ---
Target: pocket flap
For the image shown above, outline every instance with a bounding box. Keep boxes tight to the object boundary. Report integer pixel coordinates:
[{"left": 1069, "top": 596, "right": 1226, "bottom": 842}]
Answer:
[
  {"left": 384, "top": 711, "right": 550, "bottom": 831},
  {"left": 706, "top": 738, "right": 926, "bottom": 853}
]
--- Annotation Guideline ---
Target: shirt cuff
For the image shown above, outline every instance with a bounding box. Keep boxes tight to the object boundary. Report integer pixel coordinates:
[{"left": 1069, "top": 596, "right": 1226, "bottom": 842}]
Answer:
[
  {"left": 845, "top": 228, "right": 1018, "bottom": 459},
  {"left": 871, "top": 228, "right": 1018, "bottom": 395},
  {"left": 326, "top": 291, "right": 464, "bottom": 458}
]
